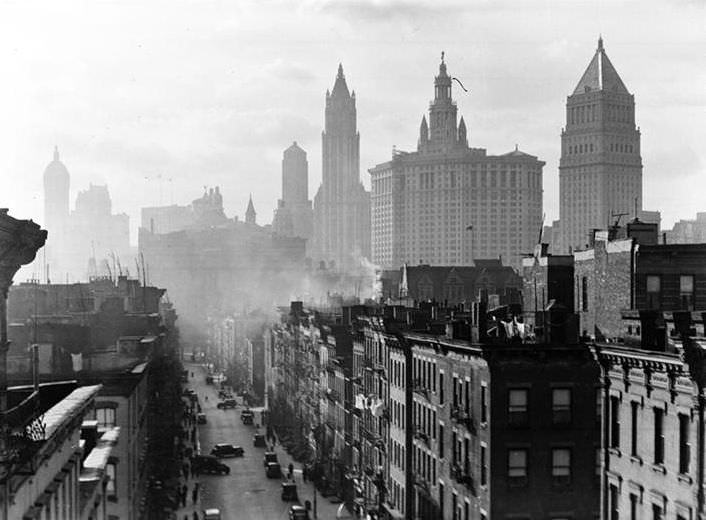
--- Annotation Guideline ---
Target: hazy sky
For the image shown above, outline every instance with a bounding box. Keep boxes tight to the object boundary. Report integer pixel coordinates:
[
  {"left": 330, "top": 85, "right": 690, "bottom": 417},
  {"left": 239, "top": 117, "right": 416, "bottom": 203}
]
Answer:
[{"left": 1, "top": 0, "right": 704, "bottom": 245}]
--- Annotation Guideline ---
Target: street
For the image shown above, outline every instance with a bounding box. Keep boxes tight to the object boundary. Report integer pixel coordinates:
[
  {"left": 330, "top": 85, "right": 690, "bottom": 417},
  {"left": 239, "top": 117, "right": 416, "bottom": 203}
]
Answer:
[{"left": 186, "top": 364, "right": 344, "bottom": 520}]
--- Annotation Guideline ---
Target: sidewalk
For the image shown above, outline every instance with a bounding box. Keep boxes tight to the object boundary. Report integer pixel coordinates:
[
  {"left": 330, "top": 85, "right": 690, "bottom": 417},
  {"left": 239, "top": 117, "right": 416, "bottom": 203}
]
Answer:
[
  {"left": 269, "top": 438, "right": 344, "bottom": 520},
  {"left": 173, "top": 365, "right": 206, "bottom": 520}
]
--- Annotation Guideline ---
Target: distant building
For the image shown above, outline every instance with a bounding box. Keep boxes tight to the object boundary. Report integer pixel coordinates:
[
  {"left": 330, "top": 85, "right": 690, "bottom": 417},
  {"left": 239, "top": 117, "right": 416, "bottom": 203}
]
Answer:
[
  {"left": 559, "top": 38, "right": 643, "bottom": 253},
  {"left": 313, "top": 64, "right": 371, "bottom": 272},
  {"left": 141, "top": 186, "right": 227, "bottom": 234},
  {"left": 272, "top": 142, "right": 314, "bottom": 250},
  {"left": 369, "top": 57, "right": 544, "bottom": 270},
  {"left": 41, "top": 148, "right": 132, "bottom": 281},
  {"left": 666, "top": 212, "right": 706, "bottom": 244},
  {"left": 382, "top": 261, "right": 522, "bottom": 306},
  {"left": 139, "top": 188, "right": 307, "bottom": 344}
]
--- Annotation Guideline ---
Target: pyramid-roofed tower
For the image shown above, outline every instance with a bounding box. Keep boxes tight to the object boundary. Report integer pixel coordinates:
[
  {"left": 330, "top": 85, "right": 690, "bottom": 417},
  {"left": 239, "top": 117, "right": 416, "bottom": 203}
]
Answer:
[{"left": 558, "top": 37, "right": 643, "bottom": 253}]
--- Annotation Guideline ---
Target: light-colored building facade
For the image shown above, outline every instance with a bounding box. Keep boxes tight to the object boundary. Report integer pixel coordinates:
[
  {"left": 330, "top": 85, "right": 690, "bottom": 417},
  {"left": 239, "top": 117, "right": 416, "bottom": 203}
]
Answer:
[
  {"left": 559, "top": 38, "right": 643, "bottom": 253},
  {"left": 313, "top": 65, "right": 371, "bottom": 272},
  {"left": 369, "top": 57, "right": 544, "bottom": 270}
]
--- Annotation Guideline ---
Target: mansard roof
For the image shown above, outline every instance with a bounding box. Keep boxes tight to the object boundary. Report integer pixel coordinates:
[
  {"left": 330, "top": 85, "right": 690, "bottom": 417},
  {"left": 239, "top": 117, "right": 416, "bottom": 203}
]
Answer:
[{"left": 573, "top": 37, "right": 630, "bottom": 95}]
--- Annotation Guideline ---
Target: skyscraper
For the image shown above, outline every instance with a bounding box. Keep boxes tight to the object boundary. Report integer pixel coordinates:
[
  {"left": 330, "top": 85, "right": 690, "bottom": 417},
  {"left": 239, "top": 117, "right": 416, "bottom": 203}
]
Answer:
[
  {"left": 559, "top": 37, "right": 642, "bottom": 253},
  {"left": 272, "top": 142, "right": 313, "bottom": 246},
  {"left": 370, "top": 56, "right": 544, "bottom": 270},
  {"left": 312, "top": 64, "right": 371, "bottom": 272}
]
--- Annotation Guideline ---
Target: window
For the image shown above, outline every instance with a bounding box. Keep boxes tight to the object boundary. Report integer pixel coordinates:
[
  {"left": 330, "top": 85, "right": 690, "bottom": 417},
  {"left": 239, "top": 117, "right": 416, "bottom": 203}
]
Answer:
[
  {"left": 680, "top": 275, "right": 695, "bottom": 310},
  {"left": 106, "top": 462, "right": 117, "bottom": 498},
  {"left": 654, "top": 408, "right": 665, "bottom": 464},
  {"left": 96, "top": 407, "right": 116, "bottom": 428},
  {"left": 679, "top": 413, "right": 691, "bottom": 474},
  {"left": 630, "top": 493, "right": 638, "bottom": 520},
  {"left": 480, "top": 444, "right": 487, "bottom": 486},
  {"left": 610, "top": 484, "right": 620, "bottom": 520},
  {"left": 481, "top": 383, "right": 487, "bottom": 424},
  {"left": 439, "top": 482, "right": 444, "bottom": 519},
  {"left": 439, "top": 424, "right": 444, "bottom": 458},
  {"left": 551, "top": 448, "right": 571, "bottom": 485},
  {"left": 581, "top": 276, "right": 589, "bottom": 311},
  {"left": 646, "top": 275, "right": 661, "bottom": 309},
  {"left": 596, "top": 388, "right": 602, "bottom": 425},
  {"left": 552, "top": 388, "right": 572, "bottom": 425},
  {"left": 507, "top": 449, "right": 528, "bottom": 486},
  {"left": 631, "top": 401, "right": 639, "bottom": 456},
  {"left": 652, "top": 504, "right": 663, "bottom": 520},
  {"left": 508, "top": 389, "right": 529, "bottom": 427},
  {"left": 610, "top": 396, "right": 620, "bottom": 449},
  {"left": 439, "top": 372, "right": 444, "bottom": 404}
]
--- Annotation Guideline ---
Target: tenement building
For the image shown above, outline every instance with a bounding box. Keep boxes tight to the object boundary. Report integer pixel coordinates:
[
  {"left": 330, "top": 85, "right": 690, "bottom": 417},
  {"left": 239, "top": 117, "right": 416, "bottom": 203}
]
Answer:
[
  {"left": 559, "top": 38, "right": 643, "bottom": 253},
  {"left": 312, "top": 65, "right": 371, "bottom": 272},
  {"left": 369, "top": 56, "right": 544, "bottom": 270},
  {"left": 592, "top": 311, "right": 706, "bottom": 520}
]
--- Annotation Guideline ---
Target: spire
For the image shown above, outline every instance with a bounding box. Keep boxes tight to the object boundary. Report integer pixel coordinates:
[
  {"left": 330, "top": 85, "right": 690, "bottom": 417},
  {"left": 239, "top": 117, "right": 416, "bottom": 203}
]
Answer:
[
  {"left": 245, "top": 194, "right": 256, "bottom": 224},
  {"left": 418, "top": 115, "right": 429, "bottom": 150},
  {"left": 573, "top": 36, "right": 629, "bottom": 95},
  {"left": 53, "top": 145, "right": 59, "bottom": 162},
  {"left": 330, "top": 63, "right": 351, "bottom": 99},
  {"left": 434, "top": 51, "right": 452, "bottom": 101},
  {"left": 458, "top": 116, "right": 467, "bottom": 146}
]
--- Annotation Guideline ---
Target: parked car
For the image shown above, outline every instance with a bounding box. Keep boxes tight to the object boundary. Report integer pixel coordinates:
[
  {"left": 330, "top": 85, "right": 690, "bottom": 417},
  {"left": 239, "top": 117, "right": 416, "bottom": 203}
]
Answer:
[
  {"left": 217, "top": 399, "right": 238, "bottom": 410},
  {"left": 210, "top": 443, "right": 244, "bottom": 458},
  {"left": 218, "top": 390, "right": 232, "bottom": 399},
  {"left": 266, "top": 462, "right": 282, "bottom": 478},
  {"left": 197, "top": 413, "right": 207, "bottom": 425},
  {"left": 253, "top": 433, "right": 266, "bottom": 447},
  {"left": 281, "top": 482, "right": 298, "bottom": 501},
  {"left": 263, "top": 451, "right": 278, "bottom": 467},
  {"left": 205, "top": 375, "right": 214, "bottom": 385},
  {"left": 241, "top": 409, "right": 254, "bottom": 424},
  {"left": 289, "top": 505, "right": 310, "bottom": 520},
  {"left": 203, "top": 509, "right": 221, "bottom": 520},
  {"left": 191, "top": 455, "right": 230, "bottom": 475}
]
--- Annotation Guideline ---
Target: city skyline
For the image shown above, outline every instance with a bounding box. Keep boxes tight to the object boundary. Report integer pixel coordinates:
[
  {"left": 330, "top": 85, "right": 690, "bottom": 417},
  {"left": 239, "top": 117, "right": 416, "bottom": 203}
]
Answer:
[{"left": 1, "top": 1, "right": 704, "bottom": 246}]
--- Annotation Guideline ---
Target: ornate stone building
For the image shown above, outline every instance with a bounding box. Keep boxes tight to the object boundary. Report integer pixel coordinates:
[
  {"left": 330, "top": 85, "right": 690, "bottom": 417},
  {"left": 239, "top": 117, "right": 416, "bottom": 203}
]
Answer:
[
  {"left": 272, "top": 142, "right": 314, "bottom": 251},
  {"left": 559, "top": 38, "right": 643, "bottom": 253},
  {"left": 313, "top": 65, "right": 371, "bottom": 272},
  {"left": 369, "top": 56, "right": 544, "bottom": 270}
]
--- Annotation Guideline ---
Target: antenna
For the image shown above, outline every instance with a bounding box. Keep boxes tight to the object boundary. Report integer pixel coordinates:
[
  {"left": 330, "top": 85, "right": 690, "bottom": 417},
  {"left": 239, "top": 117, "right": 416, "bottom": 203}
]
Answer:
[
  {"left": 611, "top": 211, "right": 629, "bottom": 228},
  {"left": 538, "top": 213, "right": 546, "bottom": 245}
]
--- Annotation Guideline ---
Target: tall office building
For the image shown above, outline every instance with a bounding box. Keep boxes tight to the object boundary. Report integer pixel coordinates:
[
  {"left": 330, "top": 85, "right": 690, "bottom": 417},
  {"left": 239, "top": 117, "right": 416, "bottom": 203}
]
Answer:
[
  {"left": 272, "top": 142, "right": 314, "bottom": 247},
  {"left": 559, "top": 37, "right": 642, "bottom": 253},
  {"left": 312, "top": 64, "right": 371, "bottom": 272},
  {"left": 369, "top": 56, "right": 544, "bottom": 270}
]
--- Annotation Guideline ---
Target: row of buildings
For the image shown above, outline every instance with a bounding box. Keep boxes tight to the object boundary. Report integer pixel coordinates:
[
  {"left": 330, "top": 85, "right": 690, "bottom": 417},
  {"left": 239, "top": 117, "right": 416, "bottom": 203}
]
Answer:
[
  {"left": 263, "top": 220, "right": 706, "bottom": 520},
  {"left": 0, "top": 209, "right": 182, "bottom": 520}
]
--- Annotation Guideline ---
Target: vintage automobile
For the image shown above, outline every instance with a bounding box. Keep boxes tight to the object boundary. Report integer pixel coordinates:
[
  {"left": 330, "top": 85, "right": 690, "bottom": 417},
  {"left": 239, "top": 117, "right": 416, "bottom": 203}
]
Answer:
[
  {"left": 253, "top": 433, "right": 267, "bottom": 447},
  {"left": 210, "top": 443, "right": 244, "bottom": 458},
  {"left": 241, "top": 409, "right": 254, "bottom": 424},
  {"left": 288, "top": 505, "right": 310, "bottom": 520},
  {"left": 196, "top": 413, "right": 207, "bottom": 425},
  {"left": 217, "top": 398, "right": 238, "bottom": 410},
  {"left": 263, "top": 451, "right": 278, "bottom": 467},
  {"left": 281, "top": 482, "right": 299, "bottom": 501},
  {"left": 191, "top": 455, "right": 230, "bottom": 475},
  {"left": 266, "top": 462, "right": 282, "bottom": 479}
]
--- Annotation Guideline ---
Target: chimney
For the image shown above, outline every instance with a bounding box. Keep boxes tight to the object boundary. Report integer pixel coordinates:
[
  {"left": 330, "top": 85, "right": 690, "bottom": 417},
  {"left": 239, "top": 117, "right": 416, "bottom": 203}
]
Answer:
[{"left": 638, "top": 310, "right": 667, "bottom": 351}]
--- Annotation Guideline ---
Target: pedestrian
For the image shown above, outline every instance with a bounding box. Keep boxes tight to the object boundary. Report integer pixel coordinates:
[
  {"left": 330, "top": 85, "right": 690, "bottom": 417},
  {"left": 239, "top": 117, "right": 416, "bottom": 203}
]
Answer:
[
  {"left": 205, "top": 395, "right": 208, "bottom": 401},
  {"left": 192, "top": 481, "right": 200, "bottom": 504},
  {"left": 302, "top": 466, "right": 308, "bottom": 483},
  {"left": 288, "top": 463, "right": 294, "bottom": 479}
]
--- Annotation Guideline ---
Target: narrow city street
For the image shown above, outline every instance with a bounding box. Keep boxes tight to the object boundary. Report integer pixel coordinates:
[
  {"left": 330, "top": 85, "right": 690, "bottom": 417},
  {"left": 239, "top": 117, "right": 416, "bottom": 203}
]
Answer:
[{"left": 186, "top": 363, "right": 344, "bottom": 520}]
